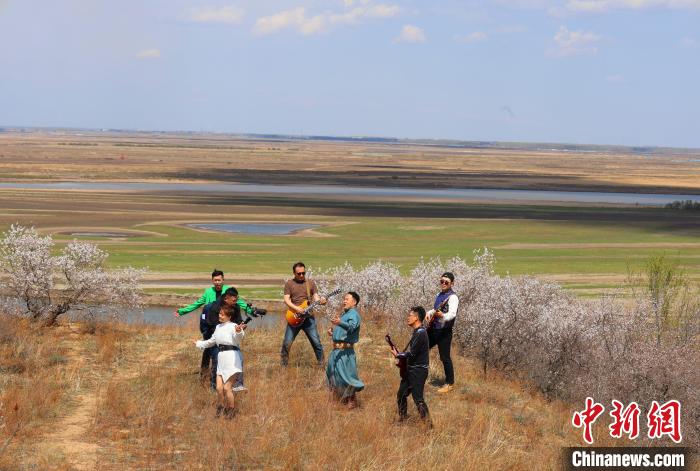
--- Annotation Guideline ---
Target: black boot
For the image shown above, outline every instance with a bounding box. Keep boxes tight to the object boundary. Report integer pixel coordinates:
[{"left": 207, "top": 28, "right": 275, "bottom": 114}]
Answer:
[
  {"left": 224, "top": 407, "right": 236, "bottom": 420},
  {"left": 417, "top": 402, "right": 433, "bottom": 429}
]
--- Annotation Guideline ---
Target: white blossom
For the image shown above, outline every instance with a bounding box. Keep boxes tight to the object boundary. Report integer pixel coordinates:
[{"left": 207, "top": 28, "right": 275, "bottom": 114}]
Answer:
[{"left": 0, "top": 225, "right": 146, "bottom": 325}]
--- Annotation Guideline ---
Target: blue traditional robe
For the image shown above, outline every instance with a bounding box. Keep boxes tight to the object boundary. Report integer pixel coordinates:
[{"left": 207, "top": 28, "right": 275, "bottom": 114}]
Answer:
[{"left": 326, "top": 307, "right": 365, "bottom": 398}]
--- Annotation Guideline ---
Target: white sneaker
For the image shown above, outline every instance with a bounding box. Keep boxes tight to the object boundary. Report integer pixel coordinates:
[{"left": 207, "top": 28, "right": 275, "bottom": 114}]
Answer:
[{"left": 232, "top": 385, "right": 248, "bottom": 393}]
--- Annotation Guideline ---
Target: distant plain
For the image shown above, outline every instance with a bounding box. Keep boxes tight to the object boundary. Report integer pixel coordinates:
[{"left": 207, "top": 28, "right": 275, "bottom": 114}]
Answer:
[{"left": 1, "top": 129, "right": 699, "bottom": 300}]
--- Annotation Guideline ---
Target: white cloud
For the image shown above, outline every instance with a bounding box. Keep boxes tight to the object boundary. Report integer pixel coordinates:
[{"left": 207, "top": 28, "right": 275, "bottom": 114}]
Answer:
[
  {"left": 454, "top": 31, "right": 488, "bottom": 43},
  {"left": 395, "top": 24, "right": 426, "bottom": 43},
  {"left": 679, "top": 36, "right": 698, "bottom": 48},
  {"left": 547, "top": 26, "right": 601, "bottom": 57},
  {"left": 253, "top": 3, "right": 399, "bottom": 36},
  {"left": 253, "top": 7, "right": 323, "bottom": 35},
  {"left": 187, "top": 5, "right": 244, "bottom": 24},
  {"left": 606, "top": 74, "right": 625, "bottom": 82},
  {"left": 136, "top": 49, "right": 161, "bottom": 59}
]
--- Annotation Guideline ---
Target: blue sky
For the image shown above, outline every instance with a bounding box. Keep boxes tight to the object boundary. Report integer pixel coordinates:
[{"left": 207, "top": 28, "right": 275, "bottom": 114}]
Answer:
[{"left": 0, "top": 0, "right": 698, "bottom": 147}]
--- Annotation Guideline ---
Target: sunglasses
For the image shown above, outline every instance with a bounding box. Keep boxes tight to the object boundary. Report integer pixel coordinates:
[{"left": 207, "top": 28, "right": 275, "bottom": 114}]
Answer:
[
  {"left": 439, "top": 279, "right": 451, "bottom": 284},
  {"left": 295, "top": 271, "right": 306, "bottom": 276}
]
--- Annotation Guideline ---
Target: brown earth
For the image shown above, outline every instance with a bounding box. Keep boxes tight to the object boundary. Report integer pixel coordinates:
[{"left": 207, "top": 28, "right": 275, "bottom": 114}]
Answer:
[{"left": 1, "top": 130, "right": 699, "bottom": 194}]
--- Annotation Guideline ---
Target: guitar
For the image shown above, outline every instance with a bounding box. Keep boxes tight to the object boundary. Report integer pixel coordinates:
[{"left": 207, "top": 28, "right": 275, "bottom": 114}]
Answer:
[
  {"left": 427, "top": 296, "right": 451, "bottom": 330},
  {"left": 285, "top": 288, "right": 342, "bottom": 327},
  {"left": 385, "top": 334, "right": 408, "bottom": 380}
]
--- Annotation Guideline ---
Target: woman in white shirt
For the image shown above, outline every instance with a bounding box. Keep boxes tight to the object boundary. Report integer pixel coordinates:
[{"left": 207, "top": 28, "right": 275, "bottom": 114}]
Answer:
[{"left": 194, "top": 305, "right": 246, "bottom": 418}]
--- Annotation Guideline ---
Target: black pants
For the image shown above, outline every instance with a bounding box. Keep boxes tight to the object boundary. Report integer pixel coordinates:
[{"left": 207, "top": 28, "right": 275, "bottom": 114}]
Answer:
[
  {"left": 200, "top": 319, "right": 218, "bottom": 390},
  {"left": 428, "top": 327, "right": 454, "bottom": 385},
  {"left": 397, "top": 367, "right": 430, "bottom": 420}
]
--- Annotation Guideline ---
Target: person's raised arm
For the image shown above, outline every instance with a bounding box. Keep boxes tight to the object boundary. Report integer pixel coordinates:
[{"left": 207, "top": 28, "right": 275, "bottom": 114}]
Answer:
[
  {"left": 234, "top": 323, "right": 247, "bottom": 336},
  {"left": 336, "top": 310, "right": 359, "bottom": 332},
  {"left": 194, "top": 336, "right": 216, "bottom": 350},
  {"left": 176, "top": 290, "right": 208, "bottom": 317},
  {"left": 312, "top": 281, "right": 326, "bottom": 305},
  {"left": 237, "top": 297, "right": 254, "bottom": 316}
]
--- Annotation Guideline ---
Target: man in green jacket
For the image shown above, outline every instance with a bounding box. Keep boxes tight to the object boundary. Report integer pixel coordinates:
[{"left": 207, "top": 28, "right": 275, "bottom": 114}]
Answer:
[{"left": 174, "top": 269, "right": 254, "bottom": 381}]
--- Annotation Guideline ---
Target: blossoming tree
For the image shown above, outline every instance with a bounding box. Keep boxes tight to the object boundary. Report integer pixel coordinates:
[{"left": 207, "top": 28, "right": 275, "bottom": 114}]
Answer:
[{"left": 0, "top": 225, "right": 145, "bottom": 326}]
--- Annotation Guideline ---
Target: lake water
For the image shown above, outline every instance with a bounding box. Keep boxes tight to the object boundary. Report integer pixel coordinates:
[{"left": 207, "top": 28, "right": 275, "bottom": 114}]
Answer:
[
  {"left": 1, "top": 181, "right": 698, "bottom": 206},
  {"left": 0, "top": 298, "right": 282, "bottom": 329},
  {"left": 139, "top": 305, "right": 283, "bottom": 329},
  {"left": 187, "top": 223, "right": 320, "bottom": 235}
]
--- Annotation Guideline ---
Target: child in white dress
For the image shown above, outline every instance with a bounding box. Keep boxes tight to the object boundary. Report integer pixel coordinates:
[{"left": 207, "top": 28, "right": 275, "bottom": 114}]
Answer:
[{"left": 194, "top": 305, "right": 246, "bottom": 418}]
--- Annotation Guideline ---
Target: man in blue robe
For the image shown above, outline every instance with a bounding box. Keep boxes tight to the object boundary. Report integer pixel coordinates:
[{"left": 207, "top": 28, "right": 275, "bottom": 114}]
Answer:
[{"left": 326, "top": 291, "right": 365, "bottom": 409}]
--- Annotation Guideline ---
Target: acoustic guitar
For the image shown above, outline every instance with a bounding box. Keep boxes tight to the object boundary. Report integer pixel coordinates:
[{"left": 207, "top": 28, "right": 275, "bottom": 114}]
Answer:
[
  {"left": 285, "top": 288, "right": 341, "bottom": 327},
  {"left": 385, "top": 334, "right": 408, "bottom": 380}
]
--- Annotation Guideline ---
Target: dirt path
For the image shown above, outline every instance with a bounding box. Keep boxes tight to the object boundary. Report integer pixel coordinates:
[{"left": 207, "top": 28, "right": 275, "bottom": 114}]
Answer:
[
  {"left": 41, "top": 329, "right": 100, "bottom": 470},
  {"left": 40, "top": 328, "right": 173, "bottom": 470}
]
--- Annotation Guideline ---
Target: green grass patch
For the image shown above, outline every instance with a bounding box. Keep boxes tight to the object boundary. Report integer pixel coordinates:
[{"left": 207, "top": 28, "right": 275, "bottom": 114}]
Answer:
[{"left": 83, "top": 218, "right": 700, "bottom": 277}]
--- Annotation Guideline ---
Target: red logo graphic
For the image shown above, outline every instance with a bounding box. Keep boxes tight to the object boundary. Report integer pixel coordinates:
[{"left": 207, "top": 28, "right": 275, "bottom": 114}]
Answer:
[
  {"left": 647, "top": 400, "right": 682, "bottom": 443},
  {"left": 609, "top": 400, "right": 640, "bottom": 440},
  {"left": 572, "top": 398, "right": 682, "bottom": 444},
  {"left": 572, "top": 397, "right": 605, "bottom": 444}
]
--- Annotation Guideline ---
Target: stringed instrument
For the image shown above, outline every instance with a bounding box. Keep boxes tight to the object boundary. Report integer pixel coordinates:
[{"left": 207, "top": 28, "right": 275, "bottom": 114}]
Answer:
[
  {"left": 427, "top": 296, "right": 451, "bottom": 330},
  {"left": 385, "top": 334, "right": 408, "bottom": 380},
  {"left": 285, "top": 288, "right": 341, "bottom": 327}
]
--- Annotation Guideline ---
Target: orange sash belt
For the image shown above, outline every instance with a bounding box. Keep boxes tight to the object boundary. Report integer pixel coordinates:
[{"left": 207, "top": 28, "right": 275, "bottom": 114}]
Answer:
[{"left": 333, "top": 342, "right": 354, "bottom": 349}]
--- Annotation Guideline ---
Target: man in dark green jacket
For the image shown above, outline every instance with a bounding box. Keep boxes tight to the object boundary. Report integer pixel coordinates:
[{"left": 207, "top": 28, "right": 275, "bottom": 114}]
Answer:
[{"left": 174, "top": 269, "right": 254, "bottom": 381}]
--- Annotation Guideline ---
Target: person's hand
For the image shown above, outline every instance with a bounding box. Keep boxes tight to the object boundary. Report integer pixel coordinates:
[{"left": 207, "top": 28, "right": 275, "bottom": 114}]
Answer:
[
  {"left": 294, "top": 306, "right": 305, "bottom": 314},
  {"left": 435, "top": 310, "right": 443, "bottom": 318},
  {"left": 192, "top": 338, "right": 200, "bottom": 345},
  {"left": 327, "top": 327, "right": 333, "bottom": 336},
  {"left": 173, "top": 310, "right": 181, "bottom": 318},
  {"left": 330, "top": 315, "right": 340, "bottom": 326},
  {"left": 319, "top": 297, "right": 327, "bottom": 305},
  {"left": 240, "top": 323, "right": 248, "bottom": 330},
  {"left": 391, "top": 346, "right": 399, "bottom": 357}
]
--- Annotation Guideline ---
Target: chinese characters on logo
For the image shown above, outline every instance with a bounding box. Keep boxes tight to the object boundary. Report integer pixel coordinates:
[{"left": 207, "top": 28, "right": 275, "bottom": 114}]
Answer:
[{"left": 572, "top": 398, "right": 682, "bottom": 444}]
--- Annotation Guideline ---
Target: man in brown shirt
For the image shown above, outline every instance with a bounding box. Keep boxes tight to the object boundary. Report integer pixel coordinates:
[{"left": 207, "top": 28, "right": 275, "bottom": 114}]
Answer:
[{"left": 281, "top": 261, "right": 326, "bottom": 366}]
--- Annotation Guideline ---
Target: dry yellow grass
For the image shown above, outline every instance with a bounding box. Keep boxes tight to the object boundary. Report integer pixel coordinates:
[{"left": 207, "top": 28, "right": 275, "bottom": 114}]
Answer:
[
  {"left": 1, "top": 130, "right": 699, "bottom": 192},
  {"left": 1, "top": 314, "right": 586, "bottom": 470}
]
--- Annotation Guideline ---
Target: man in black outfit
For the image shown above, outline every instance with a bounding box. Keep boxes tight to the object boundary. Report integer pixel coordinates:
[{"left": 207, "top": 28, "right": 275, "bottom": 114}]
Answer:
[{"left": 391, "top": 306, "right": 432, "bottom": 427}]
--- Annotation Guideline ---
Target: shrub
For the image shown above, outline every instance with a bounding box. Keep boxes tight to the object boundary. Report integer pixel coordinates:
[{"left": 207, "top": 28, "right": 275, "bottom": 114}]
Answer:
[
  {"left": 318, "top": 250, "right": 700, "bottom": 445},
  {"left": 0, "top": 224, "right": 146, "bottom": 326}
]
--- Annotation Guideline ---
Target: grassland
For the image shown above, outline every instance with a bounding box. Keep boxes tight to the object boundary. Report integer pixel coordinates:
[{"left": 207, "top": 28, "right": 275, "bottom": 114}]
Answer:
[
  {"left": 1, "top": 131, "right": 698, "bottom": 469},
  {"left": 0, "top": 188, "right": 699, "bottom": 298},
  {"left": 0, "top": 314, "right": 586, "bottom": 470}
]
